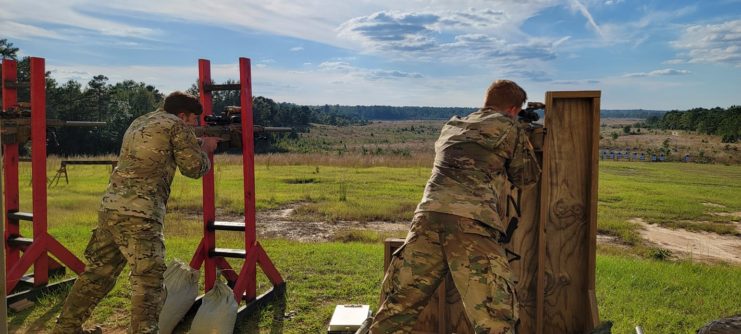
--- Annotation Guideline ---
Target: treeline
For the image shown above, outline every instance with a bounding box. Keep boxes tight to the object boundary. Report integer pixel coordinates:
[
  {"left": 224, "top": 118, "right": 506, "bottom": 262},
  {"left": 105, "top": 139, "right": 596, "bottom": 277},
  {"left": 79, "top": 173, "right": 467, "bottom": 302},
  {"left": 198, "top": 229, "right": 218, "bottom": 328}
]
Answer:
[
  {"left": 641, "top": 106, "right": 740, "bottom": 143},
  {"left": 313, "top": 105, "right": 476, "bottom": 120},
  {"left": 305, "top": 106, "right": 667, "bottom": 121},
  {"left": 0, "top": 39, "right": 360, "bottom": 155},
  {"left": 601, "top": 109, "right": 666, "bottom": 118}
]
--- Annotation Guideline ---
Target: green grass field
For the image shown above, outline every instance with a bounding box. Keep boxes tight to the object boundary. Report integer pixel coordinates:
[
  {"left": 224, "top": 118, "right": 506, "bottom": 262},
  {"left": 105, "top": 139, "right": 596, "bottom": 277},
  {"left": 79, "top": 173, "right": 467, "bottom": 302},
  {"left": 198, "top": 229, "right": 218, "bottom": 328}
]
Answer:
[{"left": 7, "top": 158, "right": 741, "bottom": 333}]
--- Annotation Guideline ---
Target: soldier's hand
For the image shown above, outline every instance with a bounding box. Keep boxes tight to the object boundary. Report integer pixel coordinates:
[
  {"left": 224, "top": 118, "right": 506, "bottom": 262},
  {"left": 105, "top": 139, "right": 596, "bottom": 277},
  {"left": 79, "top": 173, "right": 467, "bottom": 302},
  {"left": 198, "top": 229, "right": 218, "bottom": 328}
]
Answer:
[{"left": 200, "top": 136, "right": 220, "bottom": 153}]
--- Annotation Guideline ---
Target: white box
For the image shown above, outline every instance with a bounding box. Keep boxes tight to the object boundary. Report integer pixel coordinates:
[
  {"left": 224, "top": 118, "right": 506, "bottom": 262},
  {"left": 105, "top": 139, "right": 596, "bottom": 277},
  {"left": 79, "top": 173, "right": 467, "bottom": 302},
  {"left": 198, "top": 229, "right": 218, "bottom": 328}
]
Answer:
[{"left": 327, "top": 304, "right": 371, "bottom": 333}]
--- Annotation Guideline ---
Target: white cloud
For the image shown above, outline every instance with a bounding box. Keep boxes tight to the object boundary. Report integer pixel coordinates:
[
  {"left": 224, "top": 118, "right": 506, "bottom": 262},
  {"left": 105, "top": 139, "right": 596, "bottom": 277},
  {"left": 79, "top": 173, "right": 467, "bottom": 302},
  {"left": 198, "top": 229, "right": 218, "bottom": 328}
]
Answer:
[
  {"left": 664, "top": 59, "right": 685, "bottom": 65},
  {"left": 568, "top": 0, "right": 605, "bottom": 39},
  {"left": 575, "top": 5, "right": 696, "bottom": 47},
  {"left": 622, "top": 68, "right": 691, "bottom": 77},
  {"left": 337, "top": 9, "right": 570, "bottom": 66},
  {"left": 0, "top": 21, "right": 66, "bottom": 40},
  {"left": 318, "top": 61, "right": 423, "bottom": 80},
  {"left": 0, "top": 0, "right": 598, "bottom": 67},
  {"left": 0, "top": 0, "right": 159, "bottom": 40},
  {"left": 671, "top": 19, "right": 741, "bottom": 67},
  {"left": 290, "top": 46, "right": 304, "bottom": 52}
]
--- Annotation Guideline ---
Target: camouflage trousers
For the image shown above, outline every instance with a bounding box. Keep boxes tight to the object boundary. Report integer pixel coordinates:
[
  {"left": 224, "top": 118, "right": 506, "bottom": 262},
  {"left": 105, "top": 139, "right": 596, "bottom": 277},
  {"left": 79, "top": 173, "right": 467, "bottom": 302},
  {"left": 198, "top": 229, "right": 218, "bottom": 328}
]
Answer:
[
  {"left": 370, "top": 212, "right": 518, "bottom": 334},
  {"left": 53, "top": 210, "right": 167, "bottom": 334}
]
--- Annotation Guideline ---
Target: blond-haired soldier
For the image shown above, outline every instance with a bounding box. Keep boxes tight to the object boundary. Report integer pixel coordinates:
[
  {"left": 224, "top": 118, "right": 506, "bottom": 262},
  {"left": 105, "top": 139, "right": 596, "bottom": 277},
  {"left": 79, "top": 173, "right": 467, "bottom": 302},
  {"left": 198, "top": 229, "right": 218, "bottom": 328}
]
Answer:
[
  {"left": 369, "top": 80, "right": 541, "bottom": 334},
  {"left": 53, "top": 92, "right": 218, "bottom": 334}
]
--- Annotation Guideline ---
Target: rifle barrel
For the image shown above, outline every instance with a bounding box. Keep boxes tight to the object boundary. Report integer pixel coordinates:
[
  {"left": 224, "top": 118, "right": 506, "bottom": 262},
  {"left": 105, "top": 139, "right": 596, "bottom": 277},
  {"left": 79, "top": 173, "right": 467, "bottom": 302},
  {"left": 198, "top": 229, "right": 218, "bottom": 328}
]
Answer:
[
  {"left": 62, "top": 121, "right": 107, "bottom": 127},
  {"left": 258, "top": 126, "right": 292, "bottom": 133}
]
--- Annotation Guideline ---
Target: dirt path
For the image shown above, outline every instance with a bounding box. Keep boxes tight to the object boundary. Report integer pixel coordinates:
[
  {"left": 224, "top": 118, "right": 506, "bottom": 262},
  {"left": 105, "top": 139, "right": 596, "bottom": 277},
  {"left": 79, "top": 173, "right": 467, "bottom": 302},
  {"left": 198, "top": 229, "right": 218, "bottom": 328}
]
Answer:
[
  {"left": 255, "top": 203, "right": 409, "bottom": 242},
  {"left": 250, "top": 204, "right": 741, "bottom": 265},
  {"left": 631, "top": 218, "right": 741, "bottom": 264}
]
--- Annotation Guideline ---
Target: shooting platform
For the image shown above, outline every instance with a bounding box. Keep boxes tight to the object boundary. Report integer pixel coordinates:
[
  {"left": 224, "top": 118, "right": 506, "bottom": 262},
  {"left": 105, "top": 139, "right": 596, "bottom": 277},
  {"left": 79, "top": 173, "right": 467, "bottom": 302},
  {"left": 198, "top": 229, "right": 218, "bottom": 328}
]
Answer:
[
  {"left": 48, "top": 160, "right": 118, "bottom": 187},
  {"left": 2, "top": 58, "right": 86, "bottom": 305},
  {"left": 382, "top": 91, "right": 601, "bottom": 333},
  {"left": 183, "top": 58, "right": 285, "bottom": 330}
]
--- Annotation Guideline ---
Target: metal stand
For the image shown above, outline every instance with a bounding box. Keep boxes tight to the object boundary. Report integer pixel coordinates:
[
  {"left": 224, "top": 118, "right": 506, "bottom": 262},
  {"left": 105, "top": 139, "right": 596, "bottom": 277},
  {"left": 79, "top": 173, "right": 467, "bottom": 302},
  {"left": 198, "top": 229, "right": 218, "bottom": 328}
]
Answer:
[
  {"left": 1, "top": 58, "right": 85, "bottom": 304},
  {"left": 188, "top": 58, "right": 284, "bottom": 308}
]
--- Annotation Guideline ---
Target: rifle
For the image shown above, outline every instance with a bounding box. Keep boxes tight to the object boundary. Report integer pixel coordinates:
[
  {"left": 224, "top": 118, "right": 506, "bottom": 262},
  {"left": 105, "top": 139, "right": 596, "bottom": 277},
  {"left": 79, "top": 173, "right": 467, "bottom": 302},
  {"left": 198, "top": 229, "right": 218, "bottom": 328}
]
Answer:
[
  {"left": 193, "top": 106, "right": 292, "bottom": 148},
  {"left": 517, "top": 102, "right": 546, "bottom": 152},
  {"left": 0, "top": 107, "right": 105, "bottom": 145},
  {"left": 518, "top": 102, "right": 545, "bottom": 123}
]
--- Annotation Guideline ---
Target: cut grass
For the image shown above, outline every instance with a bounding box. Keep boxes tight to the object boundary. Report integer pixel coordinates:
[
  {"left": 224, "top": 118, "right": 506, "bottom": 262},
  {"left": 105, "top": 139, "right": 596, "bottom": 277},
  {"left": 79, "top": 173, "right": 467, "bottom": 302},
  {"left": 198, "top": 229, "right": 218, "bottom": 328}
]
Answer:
[
  {"left": 9, "top": 242, "right": 741, "bottom": 334},
  {"left": 7, "top": 157, "right": 741, "bottom": 333}
]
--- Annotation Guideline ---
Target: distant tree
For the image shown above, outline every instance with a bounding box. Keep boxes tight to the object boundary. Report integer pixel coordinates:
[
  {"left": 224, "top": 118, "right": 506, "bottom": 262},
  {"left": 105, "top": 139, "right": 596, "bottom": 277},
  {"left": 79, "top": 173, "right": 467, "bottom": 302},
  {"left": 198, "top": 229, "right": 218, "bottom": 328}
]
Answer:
[
  {"left": 623, "top": 125, "right": 631, "bottom": 134},
  {"left": 611, "top": 132, "right": 619, "bottom": 140},
  {"left": 0, "top": 39, "right": 19, "bottom": 59}
]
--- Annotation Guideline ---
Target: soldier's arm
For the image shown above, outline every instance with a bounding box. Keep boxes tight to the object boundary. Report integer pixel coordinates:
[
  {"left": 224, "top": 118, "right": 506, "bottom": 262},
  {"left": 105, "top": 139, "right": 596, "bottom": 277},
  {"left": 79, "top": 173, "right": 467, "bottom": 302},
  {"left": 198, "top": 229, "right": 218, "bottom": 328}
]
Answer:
[
  {"left": 505, "top": 125, "right": 541, "bottom": 188},
  {"left": 171, "top": 120, "right": 211, "bottom": 179}
]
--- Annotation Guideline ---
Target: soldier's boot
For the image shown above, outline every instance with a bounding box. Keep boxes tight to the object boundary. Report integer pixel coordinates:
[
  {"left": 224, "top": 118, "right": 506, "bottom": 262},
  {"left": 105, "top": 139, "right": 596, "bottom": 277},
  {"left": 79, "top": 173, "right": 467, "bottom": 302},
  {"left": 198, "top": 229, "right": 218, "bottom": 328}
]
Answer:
[
  {"left": 52, "top": 324, "right": 102, "bottom": 334},
  {"left": 80, "top": 325, "right": 103, "bottom": 334}
]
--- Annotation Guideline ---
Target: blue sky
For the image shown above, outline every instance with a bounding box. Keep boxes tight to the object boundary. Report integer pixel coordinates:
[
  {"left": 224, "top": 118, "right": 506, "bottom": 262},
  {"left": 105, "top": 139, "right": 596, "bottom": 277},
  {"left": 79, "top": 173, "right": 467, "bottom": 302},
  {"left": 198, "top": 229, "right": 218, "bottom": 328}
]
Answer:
[{"left": 1, "top": 0, "right": 739, "bottom": 109}]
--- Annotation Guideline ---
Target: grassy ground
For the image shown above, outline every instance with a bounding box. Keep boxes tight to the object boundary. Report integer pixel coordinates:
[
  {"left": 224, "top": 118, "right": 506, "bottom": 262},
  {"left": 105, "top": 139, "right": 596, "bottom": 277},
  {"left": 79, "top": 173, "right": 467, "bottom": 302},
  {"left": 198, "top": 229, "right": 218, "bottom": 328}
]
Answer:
[{"left": 7, "top": 157, "right": 741, "bottom": 333}]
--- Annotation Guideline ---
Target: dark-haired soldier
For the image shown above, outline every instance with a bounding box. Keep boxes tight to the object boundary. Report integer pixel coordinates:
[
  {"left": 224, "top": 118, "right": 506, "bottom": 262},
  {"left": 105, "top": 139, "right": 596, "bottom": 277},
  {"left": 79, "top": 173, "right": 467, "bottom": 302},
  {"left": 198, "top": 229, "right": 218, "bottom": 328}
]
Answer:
[
  {"left": 369, "top": 80, "right": 541, "bottom": 334},
  {"left": 53, "top": 92, "right": 218, "bottom": 334}
]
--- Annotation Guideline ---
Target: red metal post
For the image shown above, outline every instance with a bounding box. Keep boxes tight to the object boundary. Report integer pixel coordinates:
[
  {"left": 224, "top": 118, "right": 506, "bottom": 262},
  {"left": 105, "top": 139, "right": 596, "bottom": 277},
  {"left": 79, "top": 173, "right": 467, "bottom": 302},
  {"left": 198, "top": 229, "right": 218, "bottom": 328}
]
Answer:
[
  {"left": 2, "top": 57, "right": 84, "bottom": 294},
  {"left": 198, "top": 59, "right": 217, "bottom": 292},
  {"left": 239, "top": 57, "right": 257, "bottom": 301},
  {"left": 2, "top": 60, "right": 20, "bottom": 271},
  {"left": 189, "top": 57, "right": 282, "bottom": 305},
  {"left": 30, "top": 57, "right": 49, "bottom": 286}
]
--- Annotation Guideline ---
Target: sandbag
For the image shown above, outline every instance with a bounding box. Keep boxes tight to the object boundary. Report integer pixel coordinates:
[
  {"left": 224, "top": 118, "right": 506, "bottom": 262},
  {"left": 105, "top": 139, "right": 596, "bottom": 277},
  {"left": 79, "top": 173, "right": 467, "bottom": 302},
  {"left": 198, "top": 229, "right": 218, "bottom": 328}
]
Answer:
[
  {"left": 158, "top": 260, "right": 200, "bottom": 334},
  {"left": 190, "top": 278, "right": 238, "bottom": 334}
]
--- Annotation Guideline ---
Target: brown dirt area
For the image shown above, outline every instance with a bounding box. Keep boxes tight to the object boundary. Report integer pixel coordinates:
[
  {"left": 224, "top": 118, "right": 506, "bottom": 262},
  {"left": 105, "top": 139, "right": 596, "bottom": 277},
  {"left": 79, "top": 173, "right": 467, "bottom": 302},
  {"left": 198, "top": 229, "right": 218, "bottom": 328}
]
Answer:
[
  {"left": 184, "top": 204, "right": 741, "bottom": 265},
  {"left": 630, "top": 218, "right": 741, "bottom": 264},
  {"left": 255, "top": 203, "right": 409, "bottom": 242}
]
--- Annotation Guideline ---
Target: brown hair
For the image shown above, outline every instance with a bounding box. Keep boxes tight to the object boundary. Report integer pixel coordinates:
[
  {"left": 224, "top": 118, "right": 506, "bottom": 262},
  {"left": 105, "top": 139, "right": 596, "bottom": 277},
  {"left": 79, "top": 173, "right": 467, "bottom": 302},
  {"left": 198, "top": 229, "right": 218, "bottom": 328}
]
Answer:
[
  {"left": 163, "top": 91, "right": 202, "bottom": 115},
  {"left": 483, "top": 80, "right": 527, "bottom": 111}
]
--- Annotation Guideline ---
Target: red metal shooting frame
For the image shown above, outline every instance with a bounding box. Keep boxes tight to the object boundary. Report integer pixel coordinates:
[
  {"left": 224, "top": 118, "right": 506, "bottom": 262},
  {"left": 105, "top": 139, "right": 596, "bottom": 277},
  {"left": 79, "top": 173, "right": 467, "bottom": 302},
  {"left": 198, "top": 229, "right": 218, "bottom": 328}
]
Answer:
[
  {"left": 189, "top": 58, "right": 284, "bottom": 302},
  {"left": 2, "top": 57, "right": 85, "bottom": 294}
]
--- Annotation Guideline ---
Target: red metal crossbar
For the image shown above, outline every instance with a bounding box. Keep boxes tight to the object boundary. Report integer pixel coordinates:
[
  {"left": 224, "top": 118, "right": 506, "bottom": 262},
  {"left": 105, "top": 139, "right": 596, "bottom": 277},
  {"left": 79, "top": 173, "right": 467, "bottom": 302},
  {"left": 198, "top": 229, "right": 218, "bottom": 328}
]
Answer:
[
  {"left": 2, "top": 57, "right": 85, "bottom": 294},
  {"left": 189, "top": 58, "right": 284, "bottom": 303}
]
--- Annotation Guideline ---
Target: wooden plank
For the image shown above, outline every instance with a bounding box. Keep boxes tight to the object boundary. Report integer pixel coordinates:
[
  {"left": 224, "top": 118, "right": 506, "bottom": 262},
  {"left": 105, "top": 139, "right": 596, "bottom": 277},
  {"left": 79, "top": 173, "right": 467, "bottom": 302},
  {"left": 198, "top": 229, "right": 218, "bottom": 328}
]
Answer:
[
  {"left": 587, "top": 96, "right": 601, "bottom": 329},
  {"left": 540, "top": 91, "right": 600, "bottom": 333},
  {"left": 510, "top": 133, "right": 544, "bottom": 333},
  {"left": 546, "top": 91, "right": 601, "bottom": 99}
]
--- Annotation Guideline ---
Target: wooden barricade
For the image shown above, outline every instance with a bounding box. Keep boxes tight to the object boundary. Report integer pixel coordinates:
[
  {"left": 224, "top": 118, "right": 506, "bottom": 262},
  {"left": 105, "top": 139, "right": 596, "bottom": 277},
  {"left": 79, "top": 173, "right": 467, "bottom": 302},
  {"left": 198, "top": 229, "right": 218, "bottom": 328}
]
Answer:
[{"left": 381, "top": 91, "right": 601, "bottom": 334}]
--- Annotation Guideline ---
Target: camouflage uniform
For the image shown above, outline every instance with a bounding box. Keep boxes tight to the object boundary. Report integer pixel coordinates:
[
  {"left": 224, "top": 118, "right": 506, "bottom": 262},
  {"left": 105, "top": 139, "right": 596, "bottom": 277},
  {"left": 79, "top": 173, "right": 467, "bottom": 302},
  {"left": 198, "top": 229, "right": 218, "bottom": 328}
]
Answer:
[
  {"left": 370, "top": 108, "right": 540, "bottom": 334},
  {"left": 53, "top": 109, "right": 210, "bottom": 334}
]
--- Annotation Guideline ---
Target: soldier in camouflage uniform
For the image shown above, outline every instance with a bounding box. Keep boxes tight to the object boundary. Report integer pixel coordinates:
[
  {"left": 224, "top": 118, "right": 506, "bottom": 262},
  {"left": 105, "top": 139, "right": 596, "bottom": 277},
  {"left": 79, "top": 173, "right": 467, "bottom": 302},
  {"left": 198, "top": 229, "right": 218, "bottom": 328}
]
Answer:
[
  {"left": 369, "top": 80, "right": 541, "bottom": 334},
  {"left": 53, "top": 92, "right": 218, "bottom": 334}
]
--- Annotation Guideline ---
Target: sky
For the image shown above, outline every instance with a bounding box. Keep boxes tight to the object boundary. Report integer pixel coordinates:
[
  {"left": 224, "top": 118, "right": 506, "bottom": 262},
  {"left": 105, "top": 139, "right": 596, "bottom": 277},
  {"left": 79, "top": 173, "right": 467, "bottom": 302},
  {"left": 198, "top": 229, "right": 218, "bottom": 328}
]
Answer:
[{"left": 1, "top": 0, "right": 739, "bottom": 109}]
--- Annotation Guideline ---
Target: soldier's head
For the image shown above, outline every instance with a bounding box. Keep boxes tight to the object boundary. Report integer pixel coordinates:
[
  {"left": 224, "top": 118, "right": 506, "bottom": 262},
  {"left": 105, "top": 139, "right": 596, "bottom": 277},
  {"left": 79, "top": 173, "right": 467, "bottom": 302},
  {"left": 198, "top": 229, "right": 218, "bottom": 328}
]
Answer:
[
  {"left": 483, "top": 80, "right": 527, "bottom": 118},
  {"left": 164, "top": 91, "right": 202, "bottom": 126}
]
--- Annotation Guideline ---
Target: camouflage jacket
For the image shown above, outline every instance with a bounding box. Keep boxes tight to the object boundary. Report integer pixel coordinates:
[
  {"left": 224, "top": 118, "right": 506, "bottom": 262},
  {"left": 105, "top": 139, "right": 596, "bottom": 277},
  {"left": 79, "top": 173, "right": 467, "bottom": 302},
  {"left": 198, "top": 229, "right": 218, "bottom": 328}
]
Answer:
[
  {"left": 415, "top": 108, "right": 541, "bottom": 231},
  {"left": 100, "top": 109, "right": 210, "bottom": 222}
]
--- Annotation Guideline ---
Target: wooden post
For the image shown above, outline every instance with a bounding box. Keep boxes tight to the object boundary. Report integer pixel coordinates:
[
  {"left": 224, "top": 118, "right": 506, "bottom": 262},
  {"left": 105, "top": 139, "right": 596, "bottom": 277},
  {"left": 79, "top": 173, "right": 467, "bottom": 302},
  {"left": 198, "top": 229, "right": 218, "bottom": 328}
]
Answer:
[
  {"left": 510, "top": 127, "right": 545, "bottom": 334},
  {"left": 538, "top": 91, "right": 601, "bottom": 333}
]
